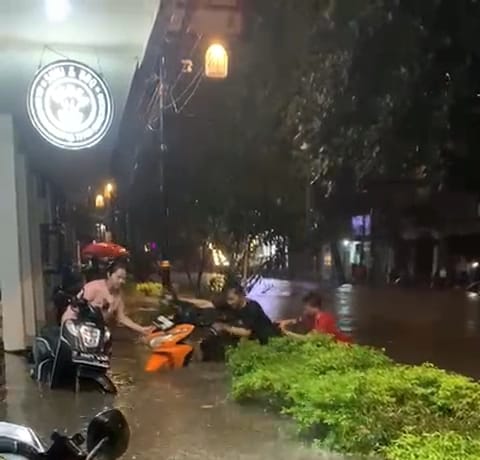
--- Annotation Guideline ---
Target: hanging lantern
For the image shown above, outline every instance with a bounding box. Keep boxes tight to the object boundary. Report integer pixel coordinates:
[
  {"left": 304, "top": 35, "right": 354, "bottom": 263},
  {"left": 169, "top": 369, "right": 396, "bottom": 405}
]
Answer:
[{"left": 205, "top": 43, "right": 229, "bottom": 79}]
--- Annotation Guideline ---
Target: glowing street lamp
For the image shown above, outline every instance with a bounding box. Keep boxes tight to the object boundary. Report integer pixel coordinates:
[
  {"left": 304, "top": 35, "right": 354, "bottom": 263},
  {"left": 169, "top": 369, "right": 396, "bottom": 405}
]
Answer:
[
  {"left": 205, "top": 43, "right": 229, "bottom": 79},
  {"left": 95, "top": 194, "right": 105, "bottom": 209},
  {"left": 45, "top": 0, "right": 70, "bottom": 22}
]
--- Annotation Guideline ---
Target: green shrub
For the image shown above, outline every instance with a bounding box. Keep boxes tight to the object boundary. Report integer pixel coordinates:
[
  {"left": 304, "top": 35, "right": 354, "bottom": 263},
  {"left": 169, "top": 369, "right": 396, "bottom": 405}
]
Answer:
[
  {"left": 384, "top": 432, "right": 480, "bottom": 460},
  {"left": 227, "top": 337, "right": 480, "bottom": 457},
  {"left": 136, "top": 282, "right": 163, "bottom": 298},
  {"left": 227, "top": 335, "right": 391, "bottom": 380}
]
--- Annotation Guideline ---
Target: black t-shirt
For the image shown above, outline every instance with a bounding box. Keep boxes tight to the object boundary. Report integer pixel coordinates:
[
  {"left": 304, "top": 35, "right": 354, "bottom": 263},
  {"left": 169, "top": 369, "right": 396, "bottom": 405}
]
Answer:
[{"left": 236, "top": 300, "right": 279, "bottom": 344}]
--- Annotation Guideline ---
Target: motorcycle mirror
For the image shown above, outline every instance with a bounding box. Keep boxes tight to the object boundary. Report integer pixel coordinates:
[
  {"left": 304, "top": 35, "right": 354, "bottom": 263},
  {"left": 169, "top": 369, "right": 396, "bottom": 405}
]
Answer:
[{"left": 86, "top": 409, "right": 130, "bottom": 459}]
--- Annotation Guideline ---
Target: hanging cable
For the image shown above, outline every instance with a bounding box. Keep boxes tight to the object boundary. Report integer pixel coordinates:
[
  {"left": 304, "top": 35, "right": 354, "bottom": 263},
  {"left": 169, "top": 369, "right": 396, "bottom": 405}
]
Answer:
[{"left": 174, "top": 72, "right": 204, "bottom": 114}]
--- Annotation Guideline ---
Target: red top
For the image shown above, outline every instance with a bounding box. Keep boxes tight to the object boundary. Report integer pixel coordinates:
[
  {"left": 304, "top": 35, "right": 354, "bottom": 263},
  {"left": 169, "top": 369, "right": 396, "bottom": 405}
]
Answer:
[{"left": 313, "top": 311, "right": 352, "bottom": 343}]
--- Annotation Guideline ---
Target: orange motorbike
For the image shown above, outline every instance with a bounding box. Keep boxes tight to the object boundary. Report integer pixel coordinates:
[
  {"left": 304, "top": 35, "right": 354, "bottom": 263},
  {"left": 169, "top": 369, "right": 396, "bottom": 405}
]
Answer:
[
  {"left": 144, "top": 299, "right": 228, "bottom": 372},
  {"left": 144, "top": 315, "right": 197, "bottom": 372}
]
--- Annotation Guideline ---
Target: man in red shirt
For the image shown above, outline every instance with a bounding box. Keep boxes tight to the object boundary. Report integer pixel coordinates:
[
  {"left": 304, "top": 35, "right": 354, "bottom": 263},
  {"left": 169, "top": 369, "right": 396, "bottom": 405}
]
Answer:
[{"left": 279, "top": 292, "right": 351, "bottom": 343}]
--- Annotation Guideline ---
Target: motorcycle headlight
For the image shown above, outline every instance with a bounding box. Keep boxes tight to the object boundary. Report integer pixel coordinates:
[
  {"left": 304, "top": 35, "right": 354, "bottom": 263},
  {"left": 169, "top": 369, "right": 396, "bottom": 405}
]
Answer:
[
  {"left": 64, "top": 320, "right": 79, "bottom": 337},
  {"left": 104, "top": 328, "right": 111, "bottom": 343},
  {"left": 79, "top": 325, "right": 101, "bottom": 348}
]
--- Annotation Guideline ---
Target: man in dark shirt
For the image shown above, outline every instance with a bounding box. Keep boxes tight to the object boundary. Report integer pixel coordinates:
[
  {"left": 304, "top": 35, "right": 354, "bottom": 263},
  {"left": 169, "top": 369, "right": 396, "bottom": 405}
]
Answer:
[{"left": 215, "top": 285, "right": 279, "bottom": 344}]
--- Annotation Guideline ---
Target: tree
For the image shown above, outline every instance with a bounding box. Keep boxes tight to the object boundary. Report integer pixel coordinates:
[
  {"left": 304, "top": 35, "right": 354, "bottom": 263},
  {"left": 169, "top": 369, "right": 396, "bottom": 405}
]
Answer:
[{"left": 129, "top": 0, "right": 480, "bottom": 287}]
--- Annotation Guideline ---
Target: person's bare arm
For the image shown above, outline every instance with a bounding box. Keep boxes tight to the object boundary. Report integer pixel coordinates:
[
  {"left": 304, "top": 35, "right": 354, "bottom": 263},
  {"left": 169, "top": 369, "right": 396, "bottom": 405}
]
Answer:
[
  {"left": 116, "top": 299, "right": 151, "bottom": 335},
  {"left": 283, "top": 329, "right": 309, "bottom": 340},
  {"left": 214, "top": 323, "right": 252, "bottom": 338},
  {"left": 278, "top": 318, "right": 299, "bottom": 329},
  {"left": 225, "top": 325, "right": 252, "bottom": 338}
]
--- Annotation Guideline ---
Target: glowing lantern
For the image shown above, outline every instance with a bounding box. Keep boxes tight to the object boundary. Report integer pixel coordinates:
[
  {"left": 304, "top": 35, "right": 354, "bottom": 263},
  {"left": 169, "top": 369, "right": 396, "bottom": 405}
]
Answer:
[{"left": 205, "top": 43, "right": 229, "bottom": 79}]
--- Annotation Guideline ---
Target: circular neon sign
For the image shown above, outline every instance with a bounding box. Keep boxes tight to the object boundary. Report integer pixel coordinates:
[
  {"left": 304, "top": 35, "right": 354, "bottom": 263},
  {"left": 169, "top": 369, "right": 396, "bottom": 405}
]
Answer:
[{"left": 27, "top": 60, "right": 114, "bottom": 150}]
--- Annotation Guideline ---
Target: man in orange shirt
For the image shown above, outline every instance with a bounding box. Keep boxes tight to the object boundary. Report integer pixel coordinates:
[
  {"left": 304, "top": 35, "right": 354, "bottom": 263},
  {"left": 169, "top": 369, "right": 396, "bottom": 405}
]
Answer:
[{"left": 279, "top": 292, "right": 352, "bottom": 343}]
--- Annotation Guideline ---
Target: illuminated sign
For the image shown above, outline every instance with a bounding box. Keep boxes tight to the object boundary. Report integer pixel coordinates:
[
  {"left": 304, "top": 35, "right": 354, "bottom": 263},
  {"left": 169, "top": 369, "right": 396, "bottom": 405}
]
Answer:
[
  {"left": 27, "top": 60, "right": 114, "bottom": 150},
  {"left": 351, "top": 215, "right": 371, "bottom": 237}
]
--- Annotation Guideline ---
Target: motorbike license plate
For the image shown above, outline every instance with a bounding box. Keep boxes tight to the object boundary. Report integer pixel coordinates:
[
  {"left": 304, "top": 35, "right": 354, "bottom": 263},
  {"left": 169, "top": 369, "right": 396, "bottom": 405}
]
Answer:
[{"left": 72, "top": 352, "right": 110, "bottom": 367}]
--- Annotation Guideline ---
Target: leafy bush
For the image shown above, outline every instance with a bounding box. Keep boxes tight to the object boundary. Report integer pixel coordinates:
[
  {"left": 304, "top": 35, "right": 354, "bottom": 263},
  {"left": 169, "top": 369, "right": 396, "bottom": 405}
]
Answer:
[
  {"left": 227, "top": 337, "right": 480, "bottom": 458},
  {"left": 384, "top": 432, "right": 480, "bottom": 460},
  {"left": 136, "top": 282, "right": 163, "bottom": 298}
]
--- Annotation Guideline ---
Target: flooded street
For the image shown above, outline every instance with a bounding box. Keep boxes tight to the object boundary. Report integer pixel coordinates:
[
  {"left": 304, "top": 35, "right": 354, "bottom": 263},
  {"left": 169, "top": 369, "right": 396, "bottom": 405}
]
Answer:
[
  {"left": 1, "top": 284, "right": 480, "bottom": 459},
  {"left": 253, "top": 281, "right": 480, "bottom": 379},
  {"left": 0, "top": 341, "right": 341, "bottom": 459}
]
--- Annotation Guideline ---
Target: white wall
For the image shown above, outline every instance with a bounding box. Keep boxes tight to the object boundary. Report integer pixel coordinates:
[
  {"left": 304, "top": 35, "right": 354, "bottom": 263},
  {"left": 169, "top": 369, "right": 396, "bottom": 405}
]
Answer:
[
  {"left": 15, "top": 153, "right": 36, "bottom": 340},
  {"left": 0, "top": 114, "right": 27, "bottom": 351},
  {"left": 0, "top": 115, "right": 54, "bottom": 350}
]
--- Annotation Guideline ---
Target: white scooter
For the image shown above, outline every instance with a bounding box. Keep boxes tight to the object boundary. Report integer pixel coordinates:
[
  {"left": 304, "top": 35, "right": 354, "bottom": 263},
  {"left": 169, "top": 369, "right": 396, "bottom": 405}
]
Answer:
[{"left": 0, "top": 408, "right": 129, "bottom": 460}]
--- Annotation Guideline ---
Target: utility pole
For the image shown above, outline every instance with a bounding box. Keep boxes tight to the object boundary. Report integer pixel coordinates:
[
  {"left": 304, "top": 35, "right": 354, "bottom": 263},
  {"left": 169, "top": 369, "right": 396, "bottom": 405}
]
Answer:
[{"left": 158, "top": 55, "right": 171, "bottom": 288}]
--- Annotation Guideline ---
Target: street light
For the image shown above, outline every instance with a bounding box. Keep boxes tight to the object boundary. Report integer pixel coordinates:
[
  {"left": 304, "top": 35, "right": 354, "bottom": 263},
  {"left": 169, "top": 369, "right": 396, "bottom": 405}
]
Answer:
[
  {"left": 95, "top": 194, "right": 105, "bottom": 209},
  {"left": 104, "top": 182, "right": 114, "bottom": 200},
  {"left": 45, "top": 0, "right": 70, "bottom": 22},
  {"left": 205, "top": 43, "right": 229, "bottom": 79}
]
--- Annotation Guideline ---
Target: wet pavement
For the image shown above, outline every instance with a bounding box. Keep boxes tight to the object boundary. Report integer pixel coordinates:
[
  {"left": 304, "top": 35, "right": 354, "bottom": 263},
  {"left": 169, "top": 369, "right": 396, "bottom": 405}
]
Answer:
[
  {"left": 0, "top": 342, "right": 345, "bottom": 459},
  {"left": 1, "top": 283, "right": 480, "bottom": 459}
]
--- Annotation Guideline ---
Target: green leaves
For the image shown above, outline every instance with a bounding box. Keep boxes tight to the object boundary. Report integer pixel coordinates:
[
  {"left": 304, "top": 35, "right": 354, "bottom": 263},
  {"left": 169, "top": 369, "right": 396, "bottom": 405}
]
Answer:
[
  {"left": 385, "top": 432, "right": 480, "bottom": 460},
  {"left": 227, "top": 337, "right": 480, "bottom": 458}
]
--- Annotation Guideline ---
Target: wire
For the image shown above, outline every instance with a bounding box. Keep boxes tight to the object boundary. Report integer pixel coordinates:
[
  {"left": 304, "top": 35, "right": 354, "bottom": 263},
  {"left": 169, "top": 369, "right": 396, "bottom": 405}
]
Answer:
[
  {"left": 168, "top": 69, "right": 203, "bottom": 108},
  {"left": 145, "top": 68, "right": 203, "bottom": 129},
  {"left": 44, "top": 45, "right": 70, "bottom": 60},
  {"left": 169, "top": 33, "right": 203, "bottom": 95},
  {"left": 174, "top": 72, "right": 204, "bottom": 113}
]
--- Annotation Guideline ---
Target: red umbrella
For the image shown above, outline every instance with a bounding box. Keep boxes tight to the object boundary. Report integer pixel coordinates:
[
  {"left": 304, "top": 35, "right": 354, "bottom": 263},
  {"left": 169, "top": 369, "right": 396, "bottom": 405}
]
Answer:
[{"left": 81, "top": 242, "right": 129, "bottom": 259}]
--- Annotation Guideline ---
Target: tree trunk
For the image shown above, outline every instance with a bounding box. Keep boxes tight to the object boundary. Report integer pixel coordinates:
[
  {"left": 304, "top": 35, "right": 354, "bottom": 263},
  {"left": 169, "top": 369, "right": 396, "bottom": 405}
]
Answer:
[
  {"left": 331, "top": 240, "right": 346, "bottom": 286},
  {"left": 196, "top": 242, "right": 207, "bottom": 296},
  {"left": 241, "top": 237, "right": 250, "bottom": 286},
  {"left": 184, "top": 260, "right": 194, "bottom": 290}
]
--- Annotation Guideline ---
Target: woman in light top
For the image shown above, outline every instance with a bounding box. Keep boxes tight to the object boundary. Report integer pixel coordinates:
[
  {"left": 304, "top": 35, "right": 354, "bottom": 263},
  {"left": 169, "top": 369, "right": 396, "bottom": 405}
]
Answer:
[{"left": 62, "top": 260, "right": 153, "bottom": 337}]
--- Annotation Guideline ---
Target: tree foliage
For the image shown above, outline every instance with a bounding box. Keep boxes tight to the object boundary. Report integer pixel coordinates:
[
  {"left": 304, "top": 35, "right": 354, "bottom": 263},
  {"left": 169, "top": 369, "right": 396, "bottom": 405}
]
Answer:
[{"left": 131, "top": 0, "right": 480, "bottom": 271}]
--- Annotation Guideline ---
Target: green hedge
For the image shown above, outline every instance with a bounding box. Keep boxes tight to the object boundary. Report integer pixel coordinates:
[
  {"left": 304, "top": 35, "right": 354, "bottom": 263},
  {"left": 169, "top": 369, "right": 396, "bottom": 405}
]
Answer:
[
  {"left": 226, "top": 337, "right": 480, "bottom": 459},
  {"left": 384, "top": 432, "right": 480, "bottom": 460}
]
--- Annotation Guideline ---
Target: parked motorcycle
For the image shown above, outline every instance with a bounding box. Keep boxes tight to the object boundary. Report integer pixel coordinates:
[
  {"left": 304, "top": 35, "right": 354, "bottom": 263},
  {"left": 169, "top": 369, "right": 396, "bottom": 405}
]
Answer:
[
  {"left": 144, "top": 300, "right": 237, "bottom": 372},
  {"left": 0, "top": 408, "right": 129, "bottom": 460},
  {"left": 31, "top": 292, "right": 116, "bottom": 394}
]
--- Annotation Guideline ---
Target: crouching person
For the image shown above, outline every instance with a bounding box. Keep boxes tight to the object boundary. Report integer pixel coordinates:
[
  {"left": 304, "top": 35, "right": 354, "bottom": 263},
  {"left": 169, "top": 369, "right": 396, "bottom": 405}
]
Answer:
[{"left": 279, "top": 292, "right": 352, "bottom": 343}]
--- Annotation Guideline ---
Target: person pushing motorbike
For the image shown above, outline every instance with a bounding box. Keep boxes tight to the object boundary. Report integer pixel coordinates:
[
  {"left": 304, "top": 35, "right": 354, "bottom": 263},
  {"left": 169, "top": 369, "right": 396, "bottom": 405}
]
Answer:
[
  {"left": 213, "top": 285, "right": 280, "bottom": 345},
  {"left": 62, "top": 260, "right": 154, "bottom": 338}
]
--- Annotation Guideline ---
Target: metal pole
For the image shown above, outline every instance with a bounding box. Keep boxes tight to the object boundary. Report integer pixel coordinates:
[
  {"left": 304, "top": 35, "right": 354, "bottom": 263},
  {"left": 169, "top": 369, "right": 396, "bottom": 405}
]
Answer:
[{"left": 159, "top": 56, "right": 171, "bottom": 288}]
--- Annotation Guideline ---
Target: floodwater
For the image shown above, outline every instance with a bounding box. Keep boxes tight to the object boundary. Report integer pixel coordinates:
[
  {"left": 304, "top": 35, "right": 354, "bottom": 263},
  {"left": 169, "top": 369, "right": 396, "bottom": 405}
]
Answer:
[
  {"left": 1, "top": 283, "right": 480, "bottom": 459},
  {"left": 252, "top": 280, "right": 480, "bottom": 379}
]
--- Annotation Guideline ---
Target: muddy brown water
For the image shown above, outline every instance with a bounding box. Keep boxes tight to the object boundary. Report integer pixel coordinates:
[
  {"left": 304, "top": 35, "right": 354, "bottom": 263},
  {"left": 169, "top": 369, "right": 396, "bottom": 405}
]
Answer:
[{"left": 1, "top": 284, "right": 479, "bottom": 459}]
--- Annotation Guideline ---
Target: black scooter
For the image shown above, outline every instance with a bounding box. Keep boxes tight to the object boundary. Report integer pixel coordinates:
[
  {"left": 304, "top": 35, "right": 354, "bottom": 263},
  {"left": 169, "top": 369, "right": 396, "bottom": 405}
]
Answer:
[
  {"left": 31, "top": 293, "right": 116, "bottom": 394},
  {"left": 0, "top": 408, "right": 129, "bottom": 460}
]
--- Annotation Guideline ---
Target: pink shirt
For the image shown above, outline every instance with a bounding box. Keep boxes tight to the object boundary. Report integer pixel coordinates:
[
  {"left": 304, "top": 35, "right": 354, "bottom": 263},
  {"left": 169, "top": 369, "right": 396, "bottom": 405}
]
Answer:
[{"left": 61, "top": 279, "right": 123, "bottom": 324}]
